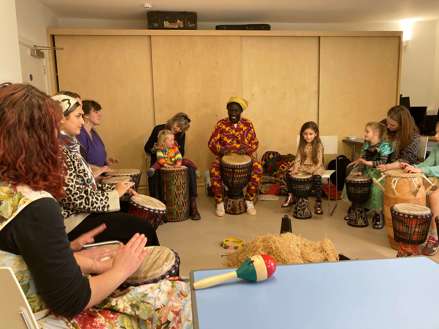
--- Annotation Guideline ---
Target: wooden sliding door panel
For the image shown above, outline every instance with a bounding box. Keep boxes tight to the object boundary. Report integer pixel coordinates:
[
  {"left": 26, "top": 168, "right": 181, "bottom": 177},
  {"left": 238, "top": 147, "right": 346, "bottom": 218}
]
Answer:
[
  {"left": 151, "top": 36, "right": 242, "bottom": 172},
  {"left": 319, "top": 37, "right": 400, "bottom": 155},
  {"left": 242, "top": 37, "right": 319, "bottom": 156},
  {"left": 55, "top": 35, "right": 154, "bottom": 190}
]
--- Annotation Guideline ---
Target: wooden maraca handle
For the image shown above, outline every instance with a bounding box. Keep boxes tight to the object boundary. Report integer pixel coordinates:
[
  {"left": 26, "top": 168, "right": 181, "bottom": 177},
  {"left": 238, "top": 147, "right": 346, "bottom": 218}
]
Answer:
[{"left": 193, "top": 271, "right": 237, "bottom": 290}]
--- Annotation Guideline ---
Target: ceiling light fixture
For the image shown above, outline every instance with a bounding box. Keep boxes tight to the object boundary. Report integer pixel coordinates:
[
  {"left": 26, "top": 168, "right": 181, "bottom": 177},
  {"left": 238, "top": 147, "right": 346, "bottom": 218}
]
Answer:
[{"left": 144, "top": 1, "right": 152, "bottom": 9}]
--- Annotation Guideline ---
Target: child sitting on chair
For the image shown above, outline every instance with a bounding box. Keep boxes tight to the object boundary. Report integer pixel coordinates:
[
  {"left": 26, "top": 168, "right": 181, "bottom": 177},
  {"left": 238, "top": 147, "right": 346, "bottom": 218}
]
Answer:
[
  {"left": 283, "top": 121, "right": 325, "bottom": 215},
  {"left": 147, "top": 129, "right": 182, "bottom": 177},
  {"left": 402, "top": 120, "right": 439, "bottom": 255},
  {"left": 346, "top": 122, "right": 392, "bottom": 229}
]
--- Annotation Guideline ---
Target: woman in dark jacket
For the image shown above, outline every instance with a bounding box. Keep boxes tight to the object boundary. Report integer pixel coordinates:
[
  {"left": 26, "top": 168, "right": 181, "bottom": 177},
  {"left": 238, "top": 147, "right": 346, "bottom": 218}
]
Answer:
[
  {"left": 378, "top": 105, "right": 420, "bottom": 171},
  {"left": 144, "top": 113, "right": 201, "bottom": 220}
]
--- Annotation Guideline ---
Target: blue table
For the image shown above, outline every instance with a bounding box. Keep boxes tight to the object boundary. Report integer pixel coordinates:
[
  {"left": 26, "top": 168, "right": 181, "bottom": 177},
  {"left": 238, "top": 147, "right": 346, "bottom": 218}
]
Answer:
[{"left": 191, "top": 257, "right": 439, "bottom": 329}]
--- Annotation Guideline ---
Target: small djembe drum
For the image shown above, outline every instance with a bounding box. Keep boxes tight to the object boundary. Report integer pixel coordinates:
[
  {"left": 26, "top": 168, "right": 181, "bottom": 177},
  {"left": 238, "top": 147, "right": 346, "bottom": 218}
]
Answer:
[
  {"left": 128, "top": 194, "right": 166, "bottom": 230},
  {"left": 221, "top": 154, "right": 253, "bottom": 215},
  {"left": 160, "top": 166, "right": 190, "bottom": 222},
  {"left": 391, "top": 203, "right": 432, "bottom": 257},
  {"left": 109, "top": 168, "right": 142, "bottom": 190},
  {"left": 102, "top": 175, "right": 134, "bottom": 211},
  {"left": 288, "top": 173, "right": 313, "bottom": 219},
  {"left": 125, "top": 246, "right": 180, "bottom": 286},
  {"left": 345, "top": 175, "right": 372, "bottom": 227}
]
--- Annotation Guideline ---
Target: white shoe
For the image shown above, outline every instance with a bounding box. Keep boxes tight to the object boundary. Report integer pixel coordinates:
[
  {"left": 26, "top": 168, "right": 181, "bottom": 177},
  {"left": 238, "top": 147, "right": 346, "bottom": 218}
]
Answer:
[
  {"left": 246, "top": 200, "right": 256, "bottom": 216},
  {"left": 216, "top": 202, "right": 225, "bottom": 217}
]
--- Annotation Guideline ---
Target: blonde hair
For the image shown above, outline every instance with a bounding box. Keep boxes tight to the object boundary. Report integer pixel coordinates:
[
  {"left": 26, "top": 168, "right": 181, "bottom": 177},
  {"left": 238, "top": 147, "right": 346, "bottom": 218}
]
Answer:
[
  {"left": 167, "top": 112, "right": 191, "bottom": 132},
  {"left": 157, "top": 129, "right": 174, "bottom": 149},
  {"left": 365, "top": 121, "right": 386, "bottom": 139}
]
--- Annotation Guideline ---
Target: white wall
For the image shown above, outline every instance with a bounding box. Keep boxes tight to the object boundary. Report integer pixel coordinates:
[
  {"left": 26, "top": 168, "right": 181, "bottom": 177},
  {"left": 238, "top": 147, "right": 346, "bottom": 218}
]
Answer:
[
  {"left": 0, "top": 0, "right": 22, "bottom": 83},
  {"left": 57, "top": 17, "right": 401, "bottom": 31},
  {"left": 15, "top": 0, "right": 58, "bottom": 92},
  {"left": 400, "top": 19, "right": 439, "bottom": 113},
  {"left": 15, "top": 0, "right": 57, "bottom": 45},
  {"left": 57, "top": 17, "right": 145, "bottom": 29}
]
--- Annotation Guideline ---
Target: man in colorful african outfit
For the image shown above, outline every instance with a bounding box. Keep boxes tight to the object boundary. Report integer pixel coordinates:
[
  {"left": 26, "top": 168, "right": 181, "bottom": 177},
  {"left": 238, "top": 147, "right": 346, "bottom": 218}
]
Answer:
[{"left": 208, "top": 96, "right": 263, "bottom": 217}]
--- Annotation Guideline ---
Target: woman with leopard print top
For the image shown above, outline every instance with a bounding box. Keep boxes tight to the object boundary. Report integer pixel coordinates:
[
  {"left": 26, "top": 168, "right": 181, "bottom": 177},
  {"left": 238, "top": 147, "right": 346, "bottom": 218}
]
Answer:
[{"left": 53, "top": 92, "right": 159, "bottom": 246}]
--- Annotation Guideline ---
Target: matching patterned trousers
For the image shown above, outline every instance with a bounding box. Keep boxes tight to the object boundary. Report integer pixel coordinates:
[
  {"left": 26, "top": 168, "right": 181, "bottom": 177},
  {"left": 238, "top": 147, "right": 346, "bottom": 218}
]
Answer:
[{"left": 210, "top": 158, "right": 263, "bottom": 203}]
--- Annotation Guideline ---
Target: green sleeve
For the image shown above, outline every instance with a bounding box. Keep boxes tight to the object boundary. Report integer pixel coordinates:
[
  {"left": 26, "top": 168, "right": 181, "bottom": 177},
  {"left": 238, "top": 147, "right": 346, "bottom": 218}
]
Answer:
[
  {"left": 416, "top": 145, "right": 439, "bottom": 177},
  {"left": 360, "top": 142, "right": 369, "bottom": 157},
  {"left": 379, "top": 142, "right": 393, "bottom": 156}
]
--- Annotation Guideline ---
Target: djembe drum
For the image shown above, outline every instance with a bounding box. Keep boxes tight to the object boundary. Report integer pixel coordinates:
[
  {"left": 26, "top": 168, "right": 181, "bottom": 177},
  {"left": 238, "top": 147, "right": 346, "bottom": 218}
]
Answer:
[
  {"left": 102, "top": 175, "right": 132, "bottom": 185},
  {"left": 288, "top": 173, "right": 313, "bottom": 219},
  {"left": 124, "top": 246, "right": 180, "bottom": 286},
  {"left": 160, "top": 166, "right": 190, "bottom": 222},
  {"left": 108, "top": 168, "right": 142, "bottom": 190},
  {"left": 391, "top": 203, "right": 432, "bottom": 257},
  {"left": 102, "top": 175, "right": 134, "bottom": 212},
  {"left": 374, "top": 169, "right": 434, "bottom": 249},
  {"left": 221, "top": 154, "right": 253, "bottom": 215},
  {"left": 345, "top": 175, "right": 372, "bottom": 227},
  {"left": 128, "top": 194, "right": 166, "bottom": 230}
]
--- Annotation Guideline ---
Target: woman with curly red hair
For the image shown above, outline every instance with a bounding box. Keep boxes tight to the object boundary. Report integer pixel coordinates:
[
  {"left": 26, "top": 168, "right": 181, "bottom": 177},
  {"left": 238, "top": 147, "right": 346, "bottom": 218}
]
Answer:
[{"left": 0, "top": 83, "right": 149, "bottom": 318}]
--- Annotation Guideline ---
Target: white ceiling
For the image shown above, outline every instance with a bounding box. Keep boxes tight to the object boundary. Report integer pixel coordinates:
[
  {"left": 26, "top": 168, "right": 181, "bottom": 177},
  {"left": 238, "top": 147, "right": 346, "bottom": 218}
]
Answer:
[{"left": 40, "top": 0, "right": 439, "bottom": 23}]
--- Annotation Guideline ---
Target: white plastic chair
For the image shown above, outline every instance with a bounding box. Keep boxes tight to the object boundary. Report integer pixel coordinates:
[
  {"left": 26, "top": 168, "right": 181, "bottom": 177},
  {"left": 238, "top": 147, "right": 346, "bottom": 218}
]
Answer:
[{"left": 0, "top": 267, "right": 39, "bottom": 329}]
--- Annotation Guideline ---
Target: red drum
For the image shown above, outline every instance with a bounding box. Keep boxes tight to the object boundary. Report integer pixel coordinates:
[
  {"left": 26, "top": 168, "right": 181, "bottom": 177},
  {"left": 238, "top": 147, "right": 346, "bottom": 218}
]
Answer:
[{"left": 128, "top": 194, "right": 166, "bottom": 230}]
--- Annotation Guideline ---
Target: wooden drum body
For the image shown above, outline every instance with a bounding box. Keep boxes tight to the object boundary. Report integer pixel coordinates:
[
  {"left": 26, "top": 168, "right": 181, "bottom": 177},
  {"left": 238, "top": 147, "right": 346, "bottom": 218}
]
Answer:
[
  {"left": 374, "top": 170, "right": 434, "bottom": 249},
  {"left": 160, "top": 166, "right": 190, "bottom": 222},
  {"left": 287, "top": 173, "right": 313, "bottom": 219},
  {"left": 391, "top": 203, "right": 432, "bottom": 257},
  {"left": 345, "top": 175, "right": 372, "bottom": 227},
  {"left": 128, "top": 194, "right": 166, "bottom": 230},
  {"left": 221, "top": 154, "right": 253, "bottom": 215}
]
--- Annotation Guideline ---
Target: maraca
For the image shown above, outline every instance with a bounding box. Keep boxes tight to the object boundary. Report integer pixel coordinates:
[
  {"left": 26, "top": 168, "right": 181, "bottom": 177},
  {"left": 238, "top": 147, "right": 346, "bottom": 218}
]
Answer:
[{"left": 193, "top": 254, "right": 276, "bottom": 289}]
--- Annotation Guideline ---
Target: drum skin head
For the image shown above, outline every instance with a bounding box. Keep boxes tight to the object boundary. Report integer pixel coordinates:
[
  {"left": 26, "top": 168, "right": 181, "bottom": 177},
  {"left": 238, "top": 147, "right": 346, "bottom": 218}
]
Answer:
[
  {"left": 126, "top": 246, "right": 175, "bottom": 284},
  {"left": 160, "top": 165, "right": 188, "bottom": 171},
  {"left": 384, "top": 169, "right": 422, "bottom": 178},
  {"left": 110, "top": 168, "right": 141, "bottom": 176},
  {"left": 102, "top": 176, "right": 131, "bottom": 184},
  {"left": 221, "top": 153, "right": 251, "bottom": 166},
  {"left": 130, "top": 194, "right": 166, "bottom": 211},
  {"left": 346, "top": 175, "right": 371, "bottom": 183},
  {"left": 393, "top": 203, "right": 431, "bottom": 215},
  {"left": 291, "top": 173, "right": 312, "bottom": 180}
]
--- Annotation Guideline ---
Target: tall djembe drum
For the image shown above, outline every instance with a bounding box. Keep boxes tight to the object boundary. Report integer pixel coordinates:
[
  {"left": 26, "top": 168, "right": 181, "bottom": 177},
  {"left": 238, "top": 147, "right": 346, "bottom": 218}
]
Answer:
[
  {"left": 287, "top": 173, "right": 313, "bottom": 219},
  {"left": 374, "top": 169, "right": 434, "bottom": 249},
  {"left": 221, "top": 154, "right": 253, "bottom": 215},
  {"left": 161, "top": 166, "right": 190, "bottom": 222},
  {"left": 345, "top": 175, "right": 372, "bottom": 227},
  {"left": 391, "top": 203, "right": 432, "bottom": 257}
]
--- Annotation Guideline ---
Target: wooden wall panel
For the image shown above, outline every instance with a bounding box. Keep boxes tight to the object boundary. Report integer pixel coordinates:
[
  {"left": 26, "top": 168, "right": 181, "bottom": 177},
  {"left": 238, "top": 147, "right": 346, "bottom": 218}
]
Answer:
[
  {"left": 54, "top": 35, "right": 154, "bottom": 190},
  {"left": 151, "top": 36, "right": 242, "bottom": 173},
  {"left": 242, "top": 37, "right": 319, "bottom": 156},
  {"left": 319, "top": 37, "right": 400, "bottom": 156}
]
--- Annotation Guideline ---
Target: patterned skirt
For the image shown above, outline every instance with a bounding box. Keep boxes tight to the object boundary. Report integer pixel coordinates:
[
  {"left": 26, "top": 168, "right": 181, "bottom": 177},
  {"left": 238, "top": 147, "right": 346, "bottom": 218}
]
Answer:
[{"left": 39, "top": 280, "right": 192, "bottom": 329}]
